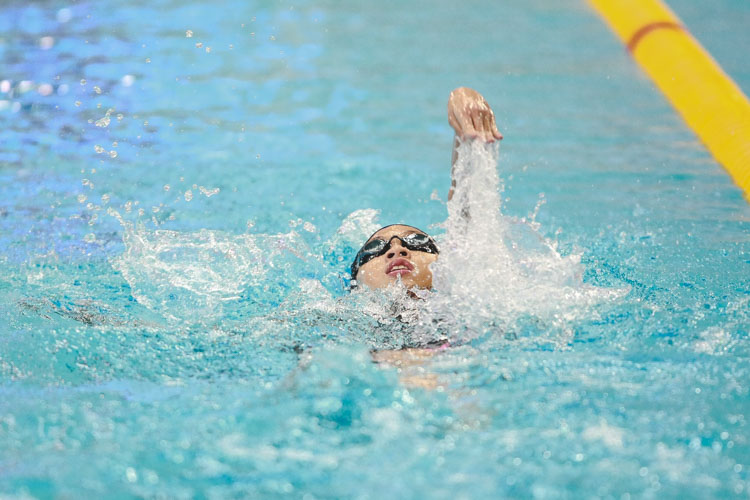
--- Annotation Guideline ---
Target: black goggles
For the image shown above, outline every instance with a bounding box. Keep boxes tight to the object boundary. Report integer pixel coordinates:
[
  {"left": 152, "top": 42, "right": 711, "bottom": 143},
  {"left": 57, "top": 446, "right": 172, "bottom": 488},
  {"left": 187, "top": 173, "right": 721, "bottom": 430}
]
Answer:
[{"left": 350, "top": 232, "right": 439, "bottom": 280}]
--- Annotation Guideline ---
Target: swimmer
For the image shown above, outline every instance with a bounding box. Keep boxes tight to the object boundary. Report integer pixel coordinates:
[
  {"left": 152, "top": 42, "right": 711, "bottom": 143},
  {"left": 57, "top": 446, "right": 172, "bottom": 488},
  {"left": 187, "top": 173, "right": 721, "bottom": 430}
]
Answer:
[{"left": 350, "top": 86, "right": 502, "bottom": 291}]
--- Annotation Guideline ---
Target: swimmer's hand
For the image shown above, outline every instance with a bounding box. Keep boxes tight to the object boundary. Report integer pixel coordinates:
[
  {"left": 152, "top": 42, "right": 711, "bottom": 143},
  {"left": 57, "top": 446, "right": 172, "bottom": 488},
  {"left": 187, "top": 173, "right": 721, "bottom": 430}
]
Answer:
[{"left": 447, "top": 87, "right": 503, "bottom": 143}]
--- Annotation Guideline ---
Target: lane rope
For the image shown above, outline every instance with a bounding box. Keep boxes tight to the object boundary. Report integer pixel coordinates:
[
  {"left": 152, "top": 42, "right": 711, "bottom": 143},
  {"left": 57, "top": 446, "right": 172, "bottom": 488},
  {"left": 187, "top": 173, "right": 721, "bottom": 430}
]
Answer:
[{"left": 589, "top": 0, "right": 750, "bottom": 201}]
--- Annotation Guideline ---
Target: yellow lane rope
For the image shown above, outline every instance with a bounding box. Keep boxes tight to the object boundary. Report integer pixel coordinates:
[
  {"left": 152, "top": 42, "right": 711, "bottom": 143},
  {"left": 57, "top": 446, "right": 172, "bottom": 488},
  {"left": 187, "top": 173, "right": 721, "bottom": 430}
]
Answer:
[{"left": 588, "top": 0, "right": 750, "bottom": 200}]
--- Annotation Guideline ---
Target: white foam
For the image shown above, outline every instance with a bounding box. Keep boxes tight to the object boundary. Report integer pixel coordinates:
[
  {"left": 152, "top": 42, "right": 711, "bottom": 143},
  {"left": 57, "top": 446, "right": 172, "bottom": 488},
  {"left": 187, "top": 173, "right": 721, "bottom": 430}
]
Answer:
[
  {"left": 109, "top": 209, "right": 310, "bottom": 324},
  {"left": 421, "top": 140, "right": 626, "bottom": 343}
]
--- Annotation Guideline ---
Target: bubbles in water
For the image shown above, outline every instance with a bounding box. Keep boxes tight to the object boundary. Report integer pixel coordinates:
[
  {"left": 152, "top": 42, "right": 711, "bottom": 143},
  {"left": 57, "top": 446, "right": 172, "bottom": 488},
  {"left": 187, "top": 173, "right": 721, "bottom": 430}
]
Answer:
[
  {"left": 37, "top": 84, "right": 53, "bottom": 96},
  {"left": 18, "top": 81, "right": 34, "bottom": 93},
  {"left": 93, "top": 86, "right": 102, "bottom": 94},
  {"left": 184, "top": 190, "right": 193, "bottom": 202},
  {"left": 56, "top": 8, "right": 72, "bottom": 23},
  {"left": 198, "top": 186, "right": 219, "bottom": 197},
  {"left": 95, "top": 115, "right": 110, "bottom": 128},
  {"left": 80, "top": 79, "right": 86, "bottom": 86},
  {"left": 109, "top": 150, "right": 118, "bottom": 158},
  {"left": 94, "top": 145, "right": 104, "bottom": 154},
  {"left": 195, "top": 42, "right": 203, "bottom": 48},
  {"left": 39, "top": 36, "right": 55, "bottom": 50},
  {"left": 185, "top": 30, "right": 193, "bottom": 38}
]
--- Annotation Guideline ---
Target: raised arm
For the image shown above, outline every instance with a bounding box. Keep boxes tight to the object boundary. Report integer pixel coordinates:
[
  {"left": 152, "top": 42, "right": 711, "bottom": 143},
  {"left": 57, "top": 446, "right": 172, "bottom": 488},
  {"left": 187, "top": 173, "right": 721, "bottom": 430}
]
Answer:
[{"left": 447, "top": 87, "right": 502, "bottom": 200}]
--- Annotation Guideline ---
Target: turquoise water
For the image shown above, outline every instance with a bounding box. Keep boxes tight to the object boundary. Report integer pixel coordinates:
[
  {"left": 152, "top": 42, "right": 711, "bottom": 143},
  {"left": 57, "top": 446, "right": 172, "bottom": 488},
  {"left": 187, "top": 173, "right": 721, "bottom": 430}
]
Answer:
[{"left": 1, "top": 0, "right": 749, "bottom": 498}]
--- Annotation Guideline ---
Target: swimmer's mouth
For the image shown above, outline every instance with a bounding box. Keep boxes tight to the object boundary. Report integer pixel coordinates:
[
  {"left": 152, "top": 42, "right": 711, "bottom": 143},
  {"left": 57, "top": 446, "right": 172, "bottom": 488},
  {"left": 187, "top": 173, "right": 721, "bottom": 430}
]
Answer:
[{"left": 387, "top": 258, "right": 414, "bottom": 277}]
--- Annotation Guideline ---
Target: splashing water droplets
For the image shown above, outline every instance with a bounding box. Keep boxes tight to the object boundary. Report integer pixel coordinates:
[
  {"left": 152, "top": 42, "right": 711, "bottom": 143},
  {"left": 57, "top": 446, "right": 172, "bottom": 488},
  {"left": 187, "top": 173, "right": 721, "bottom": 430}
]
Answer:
[
  {"left": 421, "top": 140, "right": 625, "bottom": 344},
  {"left": 57, "top": 8, "right": 72, "bottom": 23},
  {"left": 39, "top": 36, "right": 55, "bottom": 50},
  {"left": 198, "top": 186, "right": 219, "bottom": 197},
  {"left": 185, "top": 30, "right": 193, "bottom": 38}
]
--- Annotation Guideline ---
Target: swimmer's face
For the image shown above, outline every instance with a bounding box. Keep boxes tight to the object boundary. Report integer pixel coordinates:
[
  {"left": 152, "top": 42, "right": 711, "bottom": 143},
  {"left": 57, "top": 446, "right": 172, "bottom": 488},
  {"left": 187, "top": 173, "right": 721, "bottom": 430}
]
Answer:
[{"left": 355, "top": 225, "right": 439, "bottom": 290}]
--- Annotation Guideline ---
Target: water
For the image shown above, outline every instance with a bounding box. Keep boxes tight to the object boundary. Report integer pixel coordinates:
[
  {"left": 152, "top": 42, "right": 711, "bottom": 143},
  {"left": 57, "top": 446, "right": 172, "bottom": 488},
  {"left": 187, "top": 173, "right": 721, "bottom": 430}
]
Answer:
[{"left": 1, "top": 0, "right": 749, "bottom": 498}]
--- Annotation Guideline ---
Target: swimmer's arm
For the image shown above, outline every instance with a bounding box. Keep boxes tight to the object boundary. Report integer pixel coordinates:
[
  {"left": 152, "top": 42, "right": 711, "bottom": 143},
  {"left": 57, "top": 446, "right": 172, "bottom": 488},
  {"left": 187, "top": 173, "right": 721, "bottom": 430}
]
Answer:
[{"left": 447, "top": 87, "right": 502, "bottom": 200}]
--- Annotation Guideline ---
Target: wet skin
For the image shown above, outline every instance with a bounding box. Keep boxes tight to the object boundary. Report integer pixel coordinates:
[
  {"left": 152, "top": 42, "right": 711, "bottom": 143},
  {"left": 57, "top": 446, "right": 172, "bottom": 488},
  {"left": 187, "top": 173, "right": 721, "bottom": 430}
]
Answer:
[{"left": 355, "top": 224, "right": 438, "bottom": 290}]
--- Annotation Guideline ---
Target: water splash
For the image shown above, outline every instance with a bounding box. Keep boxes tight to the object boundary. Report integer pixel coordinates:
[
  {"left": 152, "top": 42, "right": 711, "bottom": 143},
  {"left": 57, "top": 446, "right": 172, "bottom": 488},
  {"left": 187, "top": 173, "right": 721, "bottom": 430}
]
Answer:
[
  {"left": 423, "top": 140, "right": 626, "bottom": 345},
  {"left": 109, "top": 209, "right": 315, "bottom": 324},
  {"left": 104, "top": 143, "right": 623, "bottom": 347}
]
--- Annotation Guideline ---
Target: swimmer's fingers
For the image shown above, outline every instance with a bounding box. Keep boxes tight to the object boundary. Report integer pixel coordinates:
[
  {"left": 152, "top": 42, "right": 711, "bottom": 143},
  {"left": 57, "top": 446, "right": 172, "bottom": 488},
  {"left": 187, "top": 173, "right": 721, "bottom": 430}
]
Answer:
[
  {"left": 449, "top": 104, "right": 479, "bottom": 140},
  {"left": 471, "top": 105, "right": 499, "bottom": 143},
  {"left": 483, "top": 108, "right": 503, "bottom": 142},
  {"left": 448, "top": 87, "right": 479, "bottom": 140},
  {"left": 491, "top": 114, "right": 503, "bottom": 141},
  {"left": 482, "top": 112, "right": 494, "bottom": 142},
  {"left": 471, "top": 111, "right": 486, "bottom": 141}
]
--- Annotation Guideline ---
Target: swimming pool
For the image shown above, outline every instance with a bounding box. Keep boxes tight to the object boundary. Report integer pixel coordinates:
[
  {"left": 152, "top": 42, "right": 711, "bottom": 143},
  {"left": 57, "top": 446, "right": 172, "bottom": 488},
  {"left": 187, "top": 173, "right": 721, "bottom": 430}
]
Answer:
[{"left": 1, "top": 0, "right": 748, "bottom": 497}]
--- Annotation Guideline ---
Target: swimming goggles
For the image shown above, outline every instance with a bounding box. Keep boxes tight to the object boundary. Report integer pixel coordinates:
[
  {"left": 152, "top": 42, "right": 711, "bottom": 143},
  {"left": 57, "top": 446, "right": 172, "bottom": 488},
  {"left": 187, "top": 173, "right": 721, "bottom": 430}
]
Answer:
[{"left": 350, "top": 232, "right": 439, "bottom": 279}]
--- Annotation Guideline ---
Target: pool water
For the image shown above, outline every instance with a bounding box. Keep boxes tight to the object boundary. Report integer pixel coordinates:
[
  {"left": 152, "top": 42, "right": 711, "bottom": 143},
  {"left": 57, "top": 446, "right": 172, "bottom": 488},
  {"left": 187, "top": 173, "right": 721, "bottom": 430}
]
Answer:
[{"left": 1, "top": 0, "right": 749, "bottom": 498}]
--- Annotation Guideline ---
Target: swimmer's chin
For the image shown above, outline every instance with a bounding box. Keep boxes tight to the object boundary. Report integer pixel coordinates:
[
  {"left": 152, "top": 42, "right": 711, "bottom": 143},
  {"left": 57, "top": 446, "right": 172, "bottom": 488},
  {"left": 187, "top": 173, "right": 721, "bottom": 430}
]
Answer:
[{"left": 354, "top": 277, "right": 424, "bottom": 294}]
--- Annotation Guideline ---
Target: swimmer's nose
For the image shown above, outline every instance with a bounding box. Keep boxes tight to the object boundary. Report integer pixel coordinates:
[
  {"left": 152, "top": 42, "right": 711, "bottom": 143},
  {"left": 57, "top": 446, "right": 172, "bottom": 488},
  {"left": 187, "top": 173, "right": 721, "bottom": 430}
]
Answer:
[{"left": 386, "top": 239, "right": 410, "bottom": 260}]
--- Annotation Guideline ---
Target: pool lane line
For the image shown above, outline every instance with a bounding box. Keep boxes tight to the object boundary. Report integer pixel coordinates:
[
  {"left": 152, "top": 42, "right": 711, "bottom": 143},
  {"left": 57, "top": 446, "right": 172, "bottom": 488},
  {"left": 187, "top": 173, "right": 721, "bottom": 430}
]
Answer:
[{"left": 588, "top": 0, "right": 750, "bottom": 201}]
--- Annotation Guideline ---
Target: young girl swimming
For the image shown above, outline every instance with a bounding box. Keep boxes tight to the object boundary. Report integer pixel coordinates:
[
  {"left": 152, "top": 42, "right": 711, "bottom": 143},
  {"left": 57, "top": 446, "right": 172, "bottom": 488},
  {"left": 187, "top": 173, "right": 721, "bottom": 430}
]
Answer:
[{"left": 350, "top": 86, "right": 502, "bottom": 291}]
